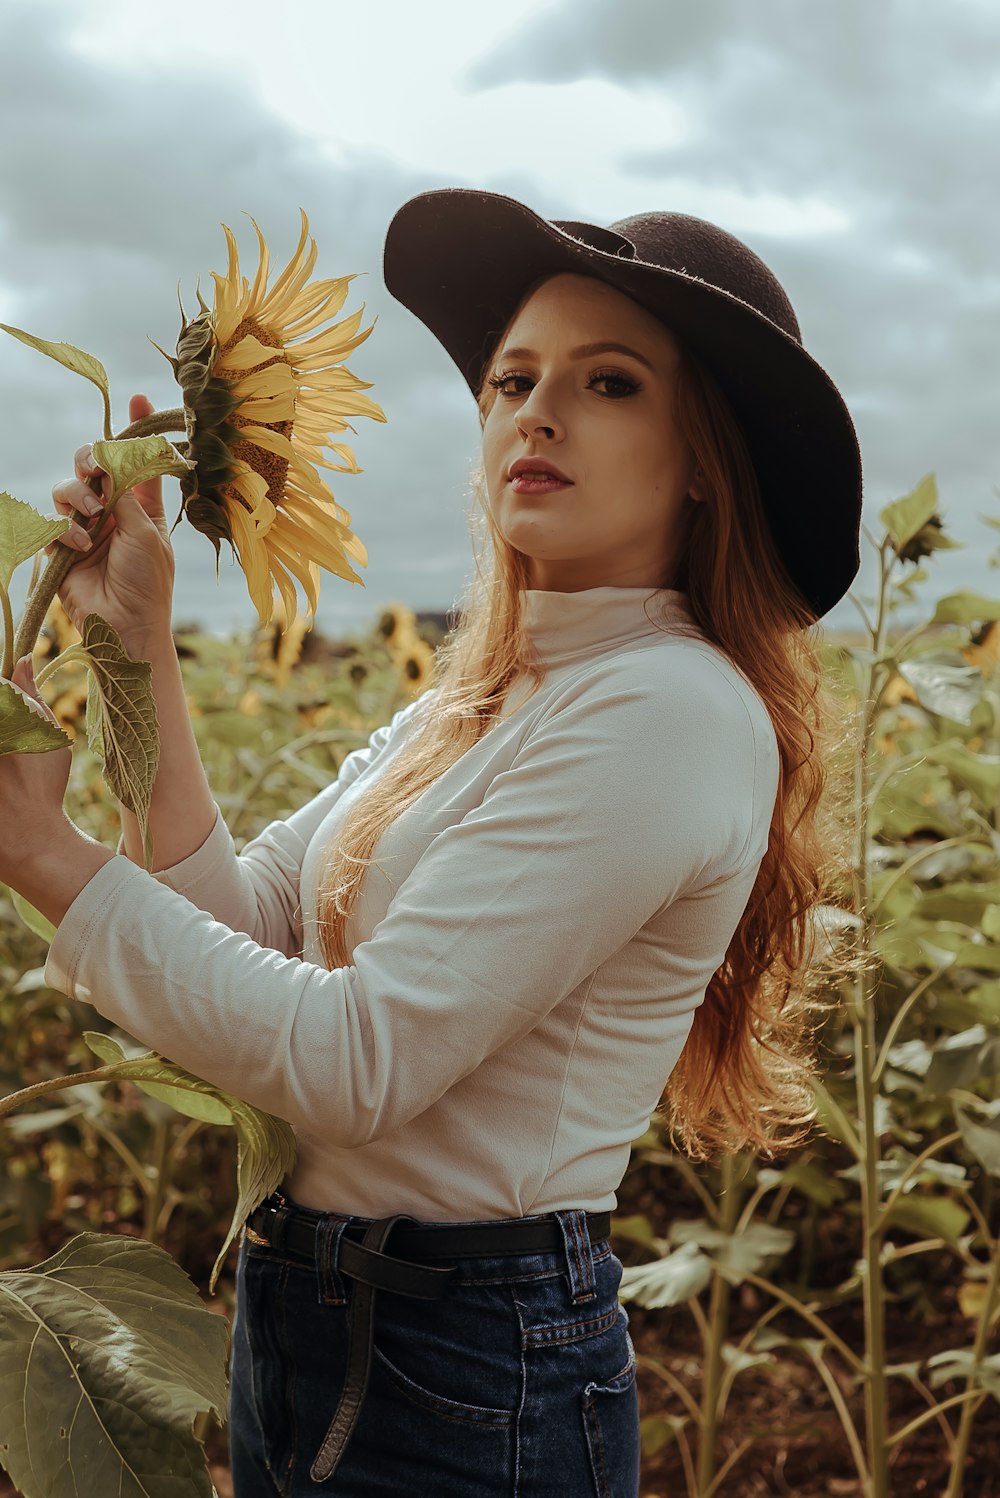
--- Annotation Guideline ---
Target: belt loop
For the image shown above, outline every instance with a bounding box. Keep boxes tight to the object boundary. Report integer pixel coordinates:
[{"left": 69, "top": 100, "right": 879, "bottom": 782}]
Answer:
[
  {"left": 555, "top": 1208, "right": 596, "bottom": 1304},
  {"left": 316, "top": 1216, "right": 350, "bottom": 1305}
]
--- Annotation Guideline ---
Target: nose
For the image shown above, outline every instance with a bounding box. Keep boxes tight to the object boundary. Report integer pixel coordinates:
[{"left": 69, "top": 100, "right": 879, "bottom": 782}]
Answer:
[{"left": 514, "top": 380, "right": 564, "bottom": 443}]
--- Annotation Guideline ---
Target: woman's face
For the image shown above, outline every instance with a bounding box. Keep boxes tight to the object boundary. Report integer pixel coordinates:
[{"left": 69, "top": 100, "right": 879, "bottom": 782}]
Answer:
[{"left": 480, "top": 273, "right": 700, "bottom": 592}]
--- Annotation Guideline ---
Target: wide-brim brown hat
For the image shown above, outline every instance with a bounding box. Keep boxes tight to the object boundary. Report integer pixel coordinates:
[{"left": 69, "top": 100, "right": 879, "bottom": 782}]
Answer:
[{"left": 383, "top": 188, "right": 862, "bottom": 620}]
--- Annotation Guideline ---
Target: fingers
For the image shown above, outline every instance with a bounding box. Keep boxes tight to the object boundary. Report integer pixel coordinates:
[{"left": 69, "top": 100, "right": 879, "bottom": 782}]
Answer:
[
  {"left": 50, "top": 475, "right": 102, "bottom": 553},
  {"left": 129, "top": 392, "right": 154, "bottom": 422}
]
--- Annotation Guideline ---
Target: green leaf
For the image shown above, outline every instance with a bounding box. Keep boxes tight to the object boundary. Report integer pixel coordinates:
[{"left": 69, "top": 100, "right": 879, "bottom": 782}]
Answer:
[
  {"left": 618, "top": 1240, "right": 713, "bottom": 1308},
  {"left": 0, "top": 1233, "right": 227, "bottom": 1498},
  {"left": 880, "top": 474, "right": 939, "bottom": 548},
  {"left": 883, "top": 1192, "right": 970, "bottom": 1249},
  {"left": 669, "top": 1220, "right": 796, "bottom": 1282},
  {"left": 932, "top": 591, "right": 1000, "bottom": 626},
  {"left": 0, "top": 492, "right": 70, "bottom": 590},
  {"left": 757, "top": 1160, "right": 848, "bottom": 1208},
  {"left": 924, "top": 743, "right": 1000, "bottom": 804},
  {"left": 10, "top": 891, "right": 56, "bottom": 944},
  {"left": 91, "top": 435, "right": 191, "bottom": 500},
  {"left": 0, "top": 680, "right": 72, "bottom": 755},
  {"left": 898, "top": 654, "right": 986, "bottom": 725},
  {"left": 925, "top": 1024, "right": 1000, "bottom": 1093},
  {"left": 82, "top": 1033, "right": 296, "bottom": 1290},
  {"left": 955, "top": 1104, "right": 1000, "bottom": 1179},
  {"left": 77, "top": 616, "right": 160, "bottom": 870},
  {"left": 609, "top": 1212, "right": 657, "bottom": 1249},
  {"left": 0, "top": 325, "right": 112, "bottom": 436}
]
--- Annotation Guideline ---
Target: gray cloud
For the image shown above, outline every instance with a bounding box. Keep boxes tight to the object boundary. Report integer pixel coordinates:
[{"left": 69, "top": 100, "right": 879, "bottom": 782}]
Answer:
[
  {"left": 0, "top": 0, "right": 483, "bottom": 635},
  {"left": 467, "top": 0, "right": 1000, "bottom": 609}
]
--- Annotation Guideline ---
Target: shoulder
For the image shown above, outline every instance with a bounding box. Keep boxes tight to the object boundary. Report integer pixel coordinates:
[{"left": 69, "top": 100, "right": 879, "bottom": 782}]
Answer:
[{"left": 543, "top": 635, "right": 777, "bottom": 757}]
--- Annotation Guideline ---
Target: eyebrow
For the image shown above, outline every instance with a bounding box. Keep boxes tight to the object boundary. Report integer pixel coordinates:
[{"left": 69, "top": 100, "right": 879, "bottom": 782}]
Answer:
[{"left": 497, "top": 341, "right": 656, "bottom": 373}]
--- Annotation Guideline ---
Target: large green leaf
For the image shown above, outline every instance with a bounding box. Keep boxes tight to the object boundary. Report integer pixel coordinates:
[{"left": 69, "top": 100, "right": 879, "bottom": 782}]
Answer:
[
  {"left": 879, "top": 473, "right": 939, "bottom": 549},
  {"left": 79, "top": 616, "right": 160, "bottom": 871},
  {"left": 0, "top": 680, "right": 72, "bottom": 755},
  {"left": 0, "top": 493, "right": 70, "bottom": 590},
  {"left": 83, "top": 1033, "right": 296, "bottom": 1289},
  {"left": 0, "top": 1233, "right": 227, "bottom": 1498},
  {"left": 90, "top": 436, "right": 190, "bottom": 499},
  {"left": 898, "top": 654, "right": 986, "bottom": 726},
  {"left": 0, "top": 326, "right": 112, "bottom": 436}
]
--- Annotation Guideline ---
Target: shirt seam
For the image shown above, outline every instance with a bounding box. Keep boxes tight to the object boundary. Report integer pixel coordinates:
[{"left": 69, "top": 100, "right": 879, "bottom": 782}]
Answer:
[{"left": 524, "top": 973, "right": 597, "bottom": 1215}]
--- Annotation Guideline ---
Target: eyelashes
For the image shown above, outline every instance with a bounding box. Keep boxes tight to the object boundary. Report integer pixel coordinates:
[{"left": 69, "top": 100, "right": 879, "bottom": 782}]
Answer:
[{"left": 485, "top": 368, "right": 641, "bottom": 400}]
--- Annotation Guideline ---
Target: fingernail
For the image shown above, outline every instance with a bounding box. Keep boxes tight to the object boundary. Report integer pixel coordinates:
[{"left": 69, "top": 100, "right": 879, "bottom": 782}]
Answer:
[
  {"left": 71, "top": 531, "right": 93, "bottom": 551},
  {"left": 83, "top": 495, "right": 103, "bottom": 516}
]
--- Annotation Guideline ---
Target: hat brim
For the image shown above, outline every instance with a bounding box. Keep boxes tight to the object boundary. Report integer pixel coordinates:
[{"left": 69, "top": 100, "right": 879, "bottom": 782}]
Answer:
[{"left": 384, "top": 188, "right": 862, "bottom": 620}]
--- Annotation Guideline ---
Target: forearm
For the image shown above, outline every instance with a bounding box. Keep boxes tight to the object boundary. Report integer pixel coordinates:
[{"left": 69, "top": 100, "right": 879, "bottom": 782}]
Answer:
[{"left": 117, "top": 631, "right": 218, "bottom": 873}]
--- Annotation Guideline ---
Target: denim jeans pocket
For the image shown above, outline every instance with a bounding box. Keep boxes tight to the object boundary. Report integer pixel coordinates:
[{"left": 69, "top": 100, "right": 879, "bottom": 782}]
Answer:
[
  {"left": 370, "top": 1277, "right": 521, "bottom": 1423},
  {"left": 581, "top": 1341, "right": 640, "bottom": 1498}
]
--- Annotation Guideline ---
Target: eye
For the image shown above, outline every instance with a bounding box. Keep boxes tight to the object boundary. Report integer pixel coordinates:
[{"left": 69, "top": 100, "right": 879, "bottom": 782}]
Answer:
[
  {"left": 588, "top": 369, "right": 640, "bottom": 399},
  {"left": 485, "top": 368, "right": 641, "bottom": 400},
  {"left": 485, "top": 370, "right": 532, "bottom": 397}
]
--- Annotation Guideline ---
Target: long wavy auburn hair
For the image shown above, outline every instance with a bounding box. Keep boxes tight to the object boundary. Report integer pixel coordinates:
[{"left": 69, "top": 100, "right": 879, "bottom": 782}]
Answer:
[{"left": 315, "top": 286, "right": 853, "bottom": 1160}]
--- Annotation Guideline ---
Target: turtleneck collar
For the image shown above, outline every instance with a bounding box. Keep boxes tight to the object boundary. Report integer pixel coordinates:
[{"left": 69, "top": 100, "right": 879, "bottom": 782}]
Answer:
[{"left": 522, "top": 585, "right": 696, "bottom": 667}]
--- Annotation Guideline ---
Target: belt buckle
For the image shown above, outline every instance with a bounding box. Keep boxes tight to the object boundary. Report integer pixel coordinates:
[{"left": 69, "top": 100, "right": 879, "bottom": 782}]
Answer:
[{"left": 244, "top": 1189, "right": 288, "bottom": 1247}]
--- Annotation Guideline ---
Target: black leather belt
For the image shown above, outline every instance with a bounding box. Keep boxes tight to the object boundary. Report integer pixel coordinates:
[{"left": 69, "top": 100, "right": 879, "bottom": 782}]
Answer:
[{"left": 244, "top": 1194, "right": 613, "bottom": 1482}]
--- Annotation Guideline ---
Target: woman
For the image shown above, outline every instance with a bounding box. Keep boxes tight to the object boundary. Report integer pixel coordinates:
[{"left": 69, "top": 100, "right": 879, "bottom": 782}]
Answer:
[{"left": 0, "top": 189, "right": 861, "bottom": 1496}]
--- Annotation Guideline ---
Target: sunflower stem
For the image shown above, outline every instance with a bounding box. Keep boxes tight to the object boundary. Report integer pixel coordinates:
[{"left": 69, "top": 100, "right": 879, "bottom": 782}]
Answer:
[
  {"left": 12, "top": 409, "right": 186, "bottom": 663},
  {"left": 113, "top": 408, "right": 186, "bottom": 441}
]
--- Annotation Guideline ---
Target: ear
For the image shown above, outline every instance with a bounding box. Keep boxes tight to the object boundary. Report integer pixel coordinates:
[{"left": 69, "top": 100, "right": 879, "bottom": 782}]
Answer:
[{"left": 688, "top": 466, "right": 706, "bottom": 504}]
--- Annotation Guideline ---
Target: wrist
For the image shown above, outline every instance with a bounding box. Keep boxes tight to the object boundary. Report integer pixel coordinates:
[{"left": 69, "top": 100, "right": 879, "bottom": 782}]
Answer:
[
  {"left": 18, "top": 817, "right": 117, "bottom": 928},
  {"left": 120, "top": 627, "right": 176, "bottom": 665}
]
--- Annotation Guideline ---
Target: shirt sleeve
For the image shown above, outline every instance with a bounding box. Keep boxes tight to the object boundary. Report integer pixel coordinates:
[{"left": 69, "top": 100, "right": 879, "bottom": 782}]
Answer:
[
  {"left": 114, "top": 693, "right": 431, "bottom": 956},
  {"left": 44, "top": 653, "right": 776, "bottom": 1147}
]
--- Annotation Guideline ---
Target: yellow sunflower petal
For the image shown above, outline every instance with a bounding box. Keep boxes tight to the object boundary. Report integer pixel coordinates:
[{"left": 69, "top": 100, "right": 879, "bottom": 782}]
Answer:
[
  {"left": 232, "top": 363, "right": 297, "bottom": 400},
  {"left": 245, "top": 216, "right": 271, "bottom": 318},
  {"left": 215, "top": 332, "right": 284, "bottom": 374},
  {"left": 257, "top": 210, "right": 315, "bottom": 321},
  {"left": 238, "top": 424, "right": 298, "bottom": 461},
  {"left": 227, "top": 496, "right": 276, "bottom": 625},
  {"left": 268, "top": 550, "right": 303, "bottom": 628}
]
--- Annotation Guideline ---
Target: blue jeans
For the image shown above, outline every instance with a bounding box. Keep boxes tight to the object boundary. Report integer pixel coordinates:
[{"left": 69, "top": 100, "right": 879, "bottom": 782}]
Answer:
[{"left": 228, "top": 1203, "right": 640, "bottom": 1496}]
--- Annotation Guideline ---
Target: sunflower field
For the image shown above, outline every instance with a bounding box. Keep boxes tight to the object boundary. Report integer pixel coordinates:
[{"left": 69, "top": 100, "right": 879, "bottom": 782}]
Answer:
[{"left": 4, "top": 484, "right": 1000, "bottom": 1498}]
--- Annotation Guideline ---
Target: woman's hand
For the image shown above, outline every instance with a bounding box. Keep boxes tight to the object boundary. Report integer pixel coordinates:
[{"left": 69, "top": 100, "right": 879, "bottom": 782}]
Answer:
[{"left": 49, "top": 392, "right": 176, "bottom": 655}]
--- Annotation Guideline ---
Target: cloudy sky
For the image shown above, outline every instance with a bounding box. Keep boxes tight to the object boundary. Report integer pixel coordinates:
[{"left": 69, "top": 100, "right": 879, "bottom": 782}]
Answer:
[{"left": 0, "top": 0, "right": 995, "bottom": 639}]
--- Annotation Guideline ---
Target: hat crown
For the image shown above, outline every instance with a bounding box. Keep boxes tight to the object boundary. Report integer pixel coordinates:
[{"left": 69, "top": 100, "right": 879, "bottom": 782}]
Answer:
[{"left": 606, "top": 211, "right": 802, "bottom": 344}]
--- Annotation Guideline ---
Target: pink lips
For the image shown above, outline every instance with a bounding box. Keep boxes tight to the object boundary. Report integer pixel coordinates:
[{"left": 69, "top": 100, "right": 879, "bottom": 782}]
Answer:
[{"left": 508, "top": 459, "right": 572, "bottom": 494}]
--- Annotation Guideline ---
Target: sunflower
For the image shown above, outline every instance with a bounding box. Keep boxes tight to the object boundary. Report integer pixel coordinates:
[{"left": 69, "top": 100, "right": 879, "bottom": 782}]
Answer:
[{"left": 168, "top": 211, "right": 384, "bottom": 628}]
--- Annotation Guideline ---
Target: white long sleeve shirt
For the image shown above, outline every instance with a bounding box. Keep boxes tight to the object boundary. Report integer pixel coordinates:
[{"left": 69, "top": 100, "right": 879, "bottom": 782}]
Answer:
[{"left": 44, "top": 585, "right": 780, "bottom": 1220}]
